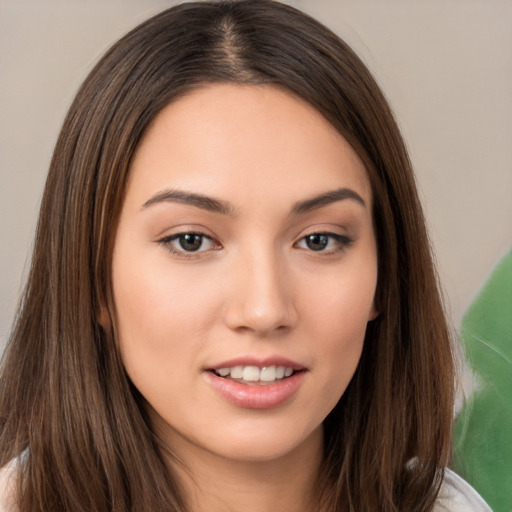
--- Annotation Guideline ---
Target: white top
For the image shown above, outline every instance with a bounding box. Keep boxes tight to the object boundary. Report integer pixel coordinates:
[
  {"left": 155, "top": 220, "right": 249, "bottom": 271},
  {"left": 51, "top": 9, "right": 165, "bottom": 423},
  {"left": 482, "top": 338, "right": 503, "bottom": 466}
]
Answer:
[
  {"left": 0, "top": 459, "right": 491, "bottom": 511},
  {"left": 433, "top": 469, "right": 492, "bottom": 511}
]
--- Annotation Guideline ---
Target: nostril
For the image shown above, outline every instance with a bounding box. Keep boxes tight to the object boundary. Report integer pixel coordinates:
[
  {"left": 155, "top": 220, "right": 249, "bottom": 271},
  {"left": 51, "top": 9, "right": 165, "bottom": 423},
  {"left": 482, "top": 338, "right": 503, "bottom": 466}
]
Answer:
[{"left": 222, "top": 266, "right": 299, "bottom": 334}]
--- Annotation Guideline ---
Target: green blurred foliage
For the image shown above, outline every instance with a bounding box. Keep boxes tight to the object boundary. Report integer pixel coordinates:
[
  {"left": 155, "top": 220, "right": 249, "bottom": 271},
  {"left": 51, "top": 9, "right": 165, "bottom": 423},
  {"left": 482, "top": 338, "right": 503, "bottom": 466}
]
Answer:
[{"left": 453, "top": 249, "right": 512, "bottom": 512}]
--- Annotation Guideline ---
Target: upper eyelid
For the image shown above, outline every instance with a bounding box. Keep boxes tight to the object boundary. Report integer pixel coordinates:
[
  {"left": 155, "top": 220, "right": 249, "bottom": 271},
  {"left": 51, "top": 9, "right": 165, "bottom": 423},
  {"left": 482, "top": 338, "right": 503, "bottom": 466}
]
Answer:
[
  {"left": 296, "top": 232, "right": 352, "bottom": 244},
  {"left": 157, "top": 229, "right": 350, "bottom": 242},
  {"left": 160, "top": 231, "right": 218, "bottom": 246},
  {"left": 156, "top": 226, "right": 216, "bottom": 241},
  {"left": 295, "top": 228, "right": 352, "bottom": 241},
  {"left": 161, "top": 231, "right": 212, "bottom": 240}
]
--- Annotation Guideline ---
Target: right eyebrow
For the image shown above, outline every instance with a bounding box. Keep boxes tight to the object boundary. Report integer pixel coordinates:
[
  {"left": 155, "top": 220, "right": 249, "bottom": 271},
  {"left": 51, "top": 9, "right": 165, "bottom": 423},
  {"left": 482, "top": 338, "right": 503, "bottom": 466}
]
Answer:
[{"left": 141, "top": 189, "right": 237, "bottom": 216}]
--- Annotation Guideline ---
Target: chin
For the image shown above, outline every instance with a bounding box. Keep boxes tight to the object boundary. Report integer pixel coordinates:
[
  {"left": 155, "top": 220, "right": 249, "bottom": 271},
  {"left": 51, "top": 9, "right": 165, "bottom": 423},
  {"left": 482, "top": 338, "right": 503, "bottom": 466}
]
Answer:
[{"left": 201, "top": 422, "right": 324, "bottom": 464}]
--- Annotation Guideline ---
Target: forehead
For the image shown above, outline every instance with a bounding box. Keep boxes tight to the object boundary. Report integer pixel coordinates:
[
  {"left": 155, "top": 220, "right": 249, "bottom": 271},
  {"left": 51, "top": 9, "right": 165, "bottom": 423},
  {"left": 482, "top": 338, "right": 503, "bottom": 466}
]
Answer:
[{"left": 126, "top": 83, "right": 372, "bottom": 210}]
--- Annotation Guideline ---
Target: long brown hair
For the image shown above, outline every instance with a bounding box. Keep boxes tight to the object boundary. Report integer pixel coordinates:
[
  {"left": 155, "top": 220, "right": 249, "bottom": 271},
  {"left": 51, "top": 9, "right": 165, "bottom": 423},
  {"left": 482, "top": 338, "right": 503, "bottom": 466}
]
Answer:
[{"left": 0, "top": 1, "right": 454, "bottom": 511}]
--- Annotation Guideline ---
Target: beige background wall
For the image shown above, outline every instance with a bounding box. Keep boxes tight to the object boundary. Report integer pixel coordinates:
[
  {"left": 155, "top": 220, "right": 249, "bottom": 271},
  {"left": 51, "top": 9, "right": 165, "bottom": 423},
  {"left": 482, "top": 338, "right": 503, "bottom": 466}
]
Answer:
[{"left": 1, "top": 0, "right": 511, "bottom": 350}]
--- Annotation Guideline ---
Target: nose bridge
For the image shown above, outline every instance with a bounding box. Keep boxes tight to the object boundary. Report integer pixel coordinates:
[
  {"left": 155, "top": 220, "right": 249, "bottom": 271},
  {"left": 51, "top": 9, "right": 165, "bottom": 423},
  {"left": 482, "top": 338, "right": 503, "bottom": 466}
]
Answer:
[{"left": 224, "top": 242, "right": 297, "bottom": 335}]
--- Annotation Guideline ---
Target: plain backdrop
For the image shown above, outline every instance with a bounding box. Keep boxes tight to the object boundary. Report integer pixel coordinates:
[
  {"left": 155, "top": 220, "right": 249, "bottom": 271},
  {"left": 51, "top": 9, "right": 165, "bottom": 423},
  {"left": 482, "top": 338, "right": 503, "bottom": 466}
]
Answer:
[{"left": 1, "top": 0, "right": 511, "bottom": 351}]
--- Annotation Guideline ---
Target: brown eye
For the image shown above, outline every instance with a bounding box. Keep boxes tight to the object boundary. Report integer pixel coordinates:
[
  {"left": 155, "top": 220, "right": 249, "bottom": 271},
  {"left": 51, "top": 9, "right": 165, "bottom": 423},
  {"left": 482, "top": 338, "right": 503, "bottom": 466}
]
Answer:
[
  {"left": 296, "top": 232, "right": 354, "bottom": 254},
  {"left": 178, "top": 234, "right": 204, "bottom": 252},
  {"left": 305, "top": 234, "right": 329, "bottom": 251},
  {"left": 159, "top": 232, "right": 219, "bottom": 256}
]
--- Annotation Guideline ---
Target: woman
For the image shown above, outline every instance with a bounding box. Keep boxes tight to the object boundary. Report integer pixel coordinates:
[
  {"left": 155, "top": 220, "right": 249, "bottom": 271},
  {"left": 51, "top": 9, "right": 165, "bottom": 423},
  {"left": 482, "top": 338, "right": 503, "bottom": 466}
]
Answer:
[{"left": 0, "top": 1, "right": 491, "bottom": 511}]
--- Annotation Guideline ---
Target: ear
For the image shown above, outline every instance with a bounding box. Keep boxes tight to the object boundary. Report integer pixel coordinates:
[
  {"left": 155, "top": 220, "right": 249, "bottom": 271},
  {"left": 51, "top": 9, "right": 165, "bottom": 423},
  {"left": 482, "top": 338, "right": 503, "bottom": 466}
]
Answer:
[
  {"left": 368, "top": 302, "right": 379, "bottom": 321},
  {"left": 97, "top": 305, "right": 112, "bottom": 329}
]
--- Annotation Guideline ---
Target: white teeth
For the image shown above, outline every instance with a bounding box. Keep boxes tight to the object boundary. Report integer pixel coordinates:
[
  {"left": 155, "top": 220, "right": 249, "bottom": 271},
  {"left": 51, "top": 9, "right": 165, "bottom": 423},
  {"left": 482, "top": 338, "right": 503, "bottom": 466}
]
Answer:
[
  {"left": 260, "top": 366, "right": 277, "bottom": 382},
  {"left": 230, "top": 366, "right": 244, "bottom": 379},
  {"left": 242, "top": 366, "right": 260, "bottom": 381},
  {"left": 213, "top": 365, "right": 295, "bottom": 382}
]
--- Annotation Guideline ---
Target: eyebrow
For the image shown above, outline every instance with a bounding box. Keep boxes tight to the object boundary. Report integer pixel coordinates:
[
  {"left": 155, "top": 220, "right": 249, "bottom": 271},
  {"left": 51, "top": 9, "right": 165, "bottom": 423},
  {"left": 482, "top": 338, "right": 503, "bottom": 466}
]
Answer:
[
  {"left": 141, "top": 186, "right": 366, "bottom": 216},
  {"left": 142, "top": 189, "right": 237, "bottom": 216},
  {"left": 291, "top": 187, "right": 366, "bottom": 215}
]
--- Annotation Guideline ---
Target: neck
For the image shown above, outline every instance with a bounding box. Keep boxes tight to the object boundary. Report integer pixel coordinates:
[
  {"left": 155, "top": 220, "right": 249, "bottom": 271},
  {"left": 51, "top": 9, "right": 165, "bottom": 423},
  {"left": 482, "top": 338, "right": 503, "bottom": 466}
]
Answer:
[{"left": 161, "top": 428, "right": 324, "bottom": 512}]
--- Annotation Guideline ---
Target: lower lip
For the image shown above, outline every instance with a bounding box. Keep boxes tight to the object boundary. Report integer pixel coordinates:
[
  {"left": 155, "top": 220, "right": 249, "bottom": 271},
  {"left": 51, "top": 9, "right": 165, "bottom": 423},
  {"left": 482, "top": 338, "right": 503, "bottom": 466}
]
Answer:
[{"left": 203, "top": 371, "right": 306, "bottom": 409}]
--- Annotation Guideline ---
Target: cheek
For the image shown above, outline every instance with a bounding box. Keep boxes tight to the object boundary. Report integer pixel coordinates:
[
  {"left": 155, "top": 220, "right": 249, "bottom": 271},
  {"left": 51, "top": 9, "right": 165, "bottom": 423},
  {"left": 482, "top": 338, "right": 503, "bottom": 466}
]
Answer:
[
  {"left": 111, "top": 247, "right": 222, "bottom": 390},
  {"left": 114, "top": 250, "right": 219, "bottom": 336},
  {"left": 317, "top": 300, "right": 367, "bottom": 385},
  {"left": 304, "top": 262, "right": 376, "bottom": 343},
  {"left": 300, "top": 259, "right": 376, "bottom": 401}
]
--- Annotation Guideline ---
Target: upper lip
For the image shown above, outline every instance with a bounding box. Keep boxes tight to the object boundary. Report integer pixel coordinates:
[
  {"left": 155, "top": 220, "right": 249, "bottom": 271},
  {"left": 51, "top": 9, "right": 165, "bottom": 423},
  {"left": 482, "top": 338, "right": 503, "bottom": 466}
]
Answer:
[{"left": 206, "top": 356, "right": 306, "bottom": 371}]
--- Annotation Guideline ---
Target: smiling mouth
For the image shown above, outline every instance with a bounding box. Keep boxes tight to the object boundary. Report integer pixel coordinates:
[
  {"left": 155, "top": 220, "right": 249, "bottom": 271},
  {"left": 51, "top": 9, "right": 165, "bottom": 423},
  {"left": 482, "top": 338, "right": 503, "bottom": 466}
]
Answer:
[{"left": 211, "top": 365, "right": 297, "bottom": 385}]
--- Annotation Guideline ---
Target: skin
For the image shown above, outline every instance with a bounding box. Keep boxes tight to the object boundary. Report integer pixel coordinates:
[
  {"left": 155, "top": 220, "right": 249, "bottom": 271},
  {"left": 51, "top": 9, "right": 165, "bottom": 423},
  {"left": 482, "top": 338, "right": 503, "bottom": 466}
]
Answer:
[{"left": 112, "top": 84, "right": 378, "bottom": 512}]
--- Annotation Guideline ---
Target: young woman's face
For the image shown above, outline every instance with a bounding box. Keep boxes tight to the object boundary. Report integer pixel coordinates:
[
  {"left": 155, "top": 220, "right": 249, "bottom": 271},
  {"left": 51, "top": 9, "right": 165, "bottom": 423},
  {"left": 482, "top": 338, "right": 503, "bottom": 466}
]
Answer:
[{"left": 112, "top": 84, "right": 378, "bottom": 464}]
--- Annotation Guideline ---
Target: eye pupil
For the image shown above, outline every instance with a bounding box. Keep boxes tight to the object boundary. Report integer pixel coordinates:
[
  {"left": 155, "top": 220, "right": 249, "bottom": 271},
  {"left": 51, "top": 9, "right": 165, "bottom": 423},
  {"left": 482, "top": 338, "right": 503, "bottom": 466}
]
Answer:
[
  {"left": 306, "top": 234, "right": 328, "bottom": 251},
  {"left": 179, "top": 234, "right": 203, "bottom": 251}
]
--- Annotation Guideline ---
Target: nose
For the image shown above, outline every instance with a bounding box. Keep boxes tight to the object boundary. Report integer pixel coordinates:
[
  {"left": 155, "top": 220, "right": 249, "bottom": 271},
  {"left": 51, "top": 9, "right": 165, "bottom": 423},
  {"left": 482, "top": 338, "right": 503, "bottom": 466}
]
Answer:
[{"left": 223, "top": 249, "right": 298, "bottom": 336}]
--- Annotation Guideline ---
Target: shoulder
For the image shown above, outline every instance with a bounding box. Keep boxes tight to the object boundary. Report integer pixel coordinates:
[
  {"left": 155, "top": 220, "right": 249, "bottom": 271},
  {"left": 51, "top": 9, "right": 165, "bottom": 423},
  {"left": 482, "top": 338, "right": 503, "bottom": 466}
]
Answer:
[
  {"left": 433, "top": 468, "right": 492, "bottom": 512},
  {"left": 0, "top": 458, "right": 19, "bottom": 512}
]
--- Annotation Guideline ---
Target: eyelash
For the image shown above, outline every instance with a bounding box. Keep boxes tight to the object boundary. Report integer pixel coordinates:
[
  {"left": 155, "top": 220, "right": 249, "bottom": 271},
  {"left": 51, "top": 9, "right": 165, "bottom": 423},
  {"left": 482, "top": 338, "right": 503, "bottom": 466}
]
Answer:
[
  {"left": 295, "top": 232, "right": 354, "bottom": 254},
  {"left": 158, "top": 232, "right": 220, "bottom": 258},
  {"left": 158, "top": 231, "right": 354, "bottom": 258}
]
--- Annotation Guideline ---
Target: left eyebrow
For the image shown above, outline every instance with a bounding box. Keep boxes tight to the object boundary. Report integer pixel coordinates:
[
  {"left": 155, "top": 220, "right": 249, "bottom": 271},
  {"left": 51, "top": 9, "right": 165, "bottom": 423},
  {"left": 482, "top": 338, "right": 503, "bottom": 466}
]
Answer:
[{"left": 290, "top": 187, "right": 367, "bottom": 215}]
